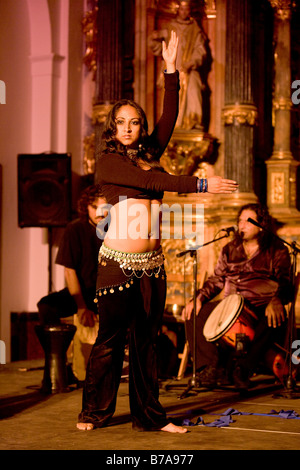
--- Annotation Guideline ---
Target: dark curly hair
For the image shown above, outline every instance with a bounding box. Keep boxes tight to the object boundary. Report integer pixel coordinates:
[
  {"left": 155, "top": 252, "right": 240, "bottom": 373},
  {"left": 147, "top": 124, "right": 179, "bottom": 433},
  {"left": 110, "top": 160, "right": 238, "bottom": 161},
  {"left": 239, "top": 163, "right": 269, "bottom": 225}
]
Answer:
[
  {"left": 97, "top": 99, "right": 163, "bottom": 171},
  {"left": 77, "top": 185, "right": 105, "bottom": 220},
  {"left": 235, "top": 203, "right": 275, "bottom": 251}
]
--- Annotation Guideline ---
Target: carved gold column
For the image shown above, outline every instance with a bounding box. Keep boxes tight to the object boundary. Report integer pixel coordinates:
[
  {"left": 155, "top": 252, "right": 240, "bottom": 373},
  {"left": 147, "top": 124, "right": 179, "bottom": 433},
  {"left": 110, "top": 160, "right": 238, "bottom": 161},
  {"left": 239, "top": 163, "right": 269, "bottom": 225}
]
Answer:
[
  {"left": 82, "top": 1, "right": 135, "bottom": 176},
  {"left": 266, "top": 1, "right": 300, "bottom": 328},
  {"left": 82, "top": 5, "right": 98, "bottom": 175},
  {"left": 222, "top": 0, "right": 258, "bottom": 206},
  {"left": 266, "top": 0, "right": 299, "bottom": 216}
]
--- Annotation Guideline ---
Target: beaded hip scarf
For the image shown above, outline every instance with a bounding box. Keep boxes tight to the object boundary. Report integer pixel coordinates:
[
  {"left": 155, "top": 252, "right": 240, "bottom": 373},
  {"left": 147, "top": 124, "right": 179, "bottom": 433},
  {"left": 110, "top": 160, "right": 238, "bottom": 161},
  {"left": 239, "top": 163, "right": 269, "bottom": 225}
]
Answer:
[
  {"left": 98, "top": 244, "right": 165, "bottom": 277},
  {"left": 95, "top": 245, "right": 165, "bottom": 300}
]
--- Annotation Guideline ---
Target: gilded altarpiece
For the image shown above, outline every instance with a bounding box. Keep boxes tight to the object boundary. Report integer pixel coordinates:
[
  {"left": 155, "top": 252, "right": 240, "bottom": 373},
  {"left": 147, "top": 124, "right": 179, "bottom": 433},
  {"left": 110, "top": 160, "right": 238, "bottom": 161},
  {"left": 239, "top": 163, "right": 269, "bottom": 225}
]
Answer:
[
  {"left": 145, "top": 0, "right": 300, "bottom": 322},
  {"left": 145, "top": 1, "right": 227, "bottom": 311},
  {"left": 82, "top": 0, "right": 300, "bottom": 323},
  {"left": 266, "top": 0, "right": 300, "bottom": 324}
]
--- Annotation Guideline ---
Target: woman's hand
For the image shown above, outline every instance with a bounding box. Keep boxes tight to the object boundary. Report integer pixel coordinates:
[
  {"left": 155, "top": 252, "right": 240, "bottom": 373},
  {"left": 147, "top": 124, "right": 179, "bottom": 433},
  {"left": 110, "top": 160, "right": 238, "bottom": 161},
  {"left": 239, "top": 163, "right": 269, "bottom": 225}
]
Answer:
[
  {"left": 162, "top": 30, "right": 178, "bottom": 74},
  {"left": 207, "top": 176, "right": 238, "bottom": 194}
]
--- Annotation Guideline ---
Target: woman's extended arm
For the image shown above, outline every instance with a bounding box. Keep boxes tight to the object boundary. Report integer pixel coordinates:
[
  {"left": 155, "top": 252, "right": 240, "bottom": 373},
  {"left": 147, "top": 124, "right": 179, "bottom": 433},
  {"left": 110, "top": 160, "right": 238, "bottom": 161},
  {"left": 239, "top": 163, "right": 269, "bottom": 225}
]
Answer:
[
  {"left": 97, "top": 153, "right": 238, "bottom": 195},
  {"left": 149, "top": 31, "right": 179, "bottom": 157}
]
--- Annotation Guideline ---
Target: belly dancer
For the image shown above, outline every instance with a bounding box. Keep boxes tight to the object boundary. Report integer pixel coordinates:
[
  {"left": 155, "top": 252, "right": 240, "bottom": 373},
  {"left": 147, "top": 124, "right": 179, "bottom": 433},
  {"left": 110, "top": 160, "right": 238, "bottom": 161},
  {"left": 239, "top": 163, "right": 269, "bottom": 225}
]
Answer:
[{"left": 77, "top": 31, "right": 238, "bottom": 433}]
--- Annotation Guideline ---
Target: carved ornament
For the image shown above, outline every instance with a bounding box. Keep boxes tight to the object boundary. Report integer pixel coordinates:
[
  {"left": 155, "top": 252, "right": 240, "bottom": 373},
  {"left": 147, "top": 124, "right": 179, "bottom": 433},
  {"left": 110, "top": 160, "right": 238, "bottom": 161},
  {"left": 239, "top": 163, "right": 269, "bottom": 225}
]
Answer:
[
  {"left": 222, "top": 104, "right": 258, "bottom": 126},
  {"left": 83, "top": 133, "right": 95, "bottom": 175},
  {"left": 268, "top": 0, "right": 296, "bottom": 20},
  {"left": 269, "top": 150, "right": 294, "bottom": 160},
  {"left": 161, "top": 130, "right": 217, "bottom": 176},
  {"left": 273, "top": 96, "right": 293, "bottom": 111},
  {"left": 92, "top": 103, "right": 112, "bottom": 125},
  {"left": 270, "top": 172, "right": 285, "bottom": 204},
  {"left": 82, "top": 7, "right": 98, "bottom": 79}
]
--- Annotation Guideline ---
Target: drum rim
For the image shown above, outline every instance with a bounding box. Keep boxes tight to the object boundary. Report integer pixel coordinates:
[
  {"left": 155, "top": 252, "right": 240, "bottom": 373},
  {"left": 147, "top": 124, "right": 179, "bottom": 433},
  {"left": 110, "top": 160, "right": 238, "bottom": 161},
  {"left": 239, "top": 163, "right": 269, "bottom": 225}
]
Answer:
[{"left": 203, "top": 294, "right": 244, "bottom": 342}]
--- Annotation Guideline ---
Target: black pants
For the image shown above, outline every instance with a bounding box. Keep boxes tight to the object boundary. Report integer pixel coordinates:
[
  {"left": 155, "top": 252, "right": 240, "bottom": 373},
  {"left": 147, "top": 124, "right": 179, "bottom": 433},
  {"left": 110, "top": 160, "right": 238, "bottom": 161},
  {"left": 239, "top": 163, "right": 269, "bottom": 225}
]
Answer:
[
  {"left": 185, "top": 300, "right": 287, "bottom": 376},
  {"left": 78, "top": 259, "right": 169, "bottom": 430},
  {"left": 37, "top": 288, "right": 97, "bottom": 325}
]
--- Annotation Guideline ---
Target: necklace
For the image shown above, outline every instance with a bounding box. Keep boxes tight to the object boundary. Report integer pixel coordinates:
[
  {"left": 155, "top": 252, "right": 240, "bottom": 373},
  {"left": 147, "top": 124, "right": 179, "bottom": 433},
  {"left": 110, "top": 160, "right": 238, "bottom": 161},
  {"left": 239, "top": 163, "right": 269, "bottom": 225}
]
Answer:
[
  {"left": 243, "top": 242, "right": 259, "bottom": 259},
  {"left": 126, "top": 148, "right": 139, "bottom": 157}
]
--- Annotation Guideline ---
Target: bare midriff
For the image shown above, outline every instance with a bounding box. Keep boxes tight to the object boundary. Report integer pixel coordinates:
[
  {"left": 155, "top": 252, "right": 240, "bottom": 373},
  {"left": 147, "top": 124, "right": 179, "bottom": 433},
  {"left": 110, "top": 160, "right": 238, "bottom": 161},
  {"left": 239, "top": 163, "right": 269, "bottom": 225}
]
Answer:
[{"left": 104, "top": 198, "right": 162, "bottom": 253}]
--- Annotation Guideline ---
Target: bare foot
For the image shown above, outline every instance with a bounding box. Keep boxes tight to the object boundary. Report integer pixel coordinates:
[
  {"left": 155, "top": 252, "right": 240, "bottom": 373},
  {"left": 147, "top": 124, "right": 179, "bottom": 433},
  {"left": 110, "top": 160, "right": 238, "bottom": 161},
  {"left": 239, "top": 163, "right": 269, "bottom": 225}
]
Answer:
[
  {"left": 76, "top": 422, "right": 94, "bottom": 431},
  {"left": 160, "top": 423, "right": 187, "bottom": 433}
]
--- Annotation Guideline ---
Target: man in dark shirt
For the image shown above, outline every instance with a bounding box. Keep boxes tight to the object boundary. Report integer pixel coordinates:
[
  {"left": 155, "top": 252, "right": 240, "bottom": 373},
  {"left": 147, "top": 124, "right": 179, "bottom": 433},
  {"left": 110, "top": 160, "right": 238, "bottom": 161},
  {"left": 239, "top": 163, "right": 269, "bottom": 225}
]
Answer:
[
  {"left": 183, "top": 203, "right": 292, "bottom": 389},
  {"left": 37, "top": 185, "right": 107, "bottom": 327}
]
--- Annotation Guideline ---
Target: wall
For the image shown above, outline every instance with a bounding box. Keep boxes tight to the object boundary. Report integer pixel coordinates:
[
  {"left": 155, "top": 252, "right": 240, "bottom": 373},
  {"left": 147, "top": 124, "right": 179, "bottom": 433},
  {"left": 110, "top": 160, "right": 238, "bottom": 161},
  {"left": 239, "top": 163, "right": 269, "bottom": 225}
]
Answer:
[
  {"left": 0, "top": 0, "right": 32, "bottom": 361},
  {"left": 0, "top": 0, "right": 85, "bottom": 360}
]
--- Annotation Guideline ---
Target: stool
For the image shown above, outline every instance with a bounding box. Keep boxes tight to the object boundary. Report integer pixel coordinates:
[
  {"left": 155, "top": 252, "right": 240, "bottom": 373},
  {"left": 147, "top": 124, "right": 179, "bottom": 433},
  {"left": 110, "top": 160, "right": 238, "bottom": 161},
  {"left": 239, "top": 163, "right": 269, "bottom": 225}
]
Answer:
[
  {"left": 35, "top": 324, "right": 77, "bottom": 393},
  {"left": 72, "top": 314, "right": 99, "bottom": 381},
  {"left": 177, "top": 342, "right": 190, "bottom": 380}
]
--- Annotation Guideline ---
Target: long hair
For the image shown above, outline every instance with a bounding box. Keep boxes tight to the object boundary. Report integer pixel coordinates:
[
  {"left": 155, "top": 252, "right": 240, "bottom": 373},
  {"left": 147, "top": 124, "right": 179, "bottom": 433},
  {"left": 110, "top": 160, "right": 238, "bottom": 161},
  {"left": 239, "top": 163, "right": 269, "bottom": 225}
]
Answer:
[
  {"left": 97, "top": 99, "right": 163, "bottom": 170},
  {"left": 235, "top": 203, "right": 275, "bottom": 251},
  {"left": 77, "top": 185, "right": 105, "bottom": 220}
]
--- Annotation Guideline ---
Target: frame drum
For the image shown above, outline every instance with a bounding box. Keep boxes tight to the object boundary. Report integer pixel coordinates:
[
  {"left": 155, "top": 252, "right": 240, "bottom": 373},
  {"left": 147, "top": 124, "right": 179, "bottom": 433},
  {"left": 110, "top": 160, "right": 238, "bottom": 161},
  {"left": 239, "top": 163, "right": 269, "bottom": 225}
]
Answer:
[{"left": 203, "top": 294, "right": 258, "bottom": 348}]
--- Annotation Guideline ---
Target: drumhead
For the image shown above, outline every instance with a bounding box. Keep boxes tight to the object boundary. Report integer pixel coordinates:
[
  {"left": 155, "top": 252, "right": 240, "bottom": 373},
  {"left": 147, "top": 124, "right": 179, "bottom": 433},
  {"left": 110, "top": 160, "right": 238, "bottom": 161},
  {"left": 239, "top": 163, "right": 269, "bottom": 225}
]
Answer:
[{"left": 203, "top": 294, "right": 244, "bottom": 342}]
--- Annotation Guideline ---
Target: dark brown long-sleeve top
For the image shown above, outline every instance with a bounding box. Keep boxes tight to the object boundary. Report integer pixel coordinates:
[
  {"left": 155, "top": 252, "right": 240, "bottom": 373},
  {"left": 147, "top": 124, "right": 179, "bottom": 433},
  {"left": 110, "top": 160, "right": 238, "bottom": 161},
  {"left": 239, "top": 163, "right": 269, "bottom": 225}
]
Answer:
[
  {"left": 198, "top": 238, "right": 292, "bottom": 310},
  {"left": 96, "top": 71, "right": 198, "bottom": 207}
]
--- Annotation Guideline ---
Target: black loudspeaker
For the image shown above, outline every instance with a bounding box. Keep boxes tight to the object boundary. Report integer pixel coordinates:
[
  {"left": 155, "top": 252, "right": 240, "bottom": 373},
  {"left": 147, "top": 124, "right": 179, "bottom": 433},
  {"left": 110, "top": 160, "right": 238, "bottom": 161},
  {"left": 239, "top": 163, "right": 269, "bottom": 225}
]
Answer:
[{"left": 18, "top": 153, "right": 72, "bottom": 227}]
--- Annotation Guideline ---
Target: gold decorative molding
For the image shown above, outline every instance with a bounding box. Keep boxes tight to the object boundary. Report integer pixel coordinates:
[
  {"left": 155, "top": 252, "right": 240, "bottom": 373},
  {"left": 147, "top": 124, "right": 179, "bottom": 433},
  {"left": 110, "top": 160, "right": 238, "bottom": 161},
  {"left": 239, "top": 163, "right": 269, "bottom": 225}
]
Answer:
[
  {"left": 83, "top": 133, "right": 95, "bottom": 175},
  {"left": 161, "top": 195, "right": 238, "bottom": 308},
  {"left": 161, "top": 129, "right": 217, "bottom": 176},
  {"left": 270, "top": 172, "right": 285, "bottom": 204},
  {"left": 269, "top": 150, "right": 294, "bottom": 160},
  {"left": 92, "top": 103, "right": 112, "bottom": 125},
  {"left": 272, "top": 97, "right": 293, "bottom": 126},
  {"left": 151, "top": 0, "right": 178, "bottom": 14},
  {"left": 151, "top": 0, "right": 208, "bottom": 16},
  {"left": 222, "top": 104, "right": 258, "bottom": 126},
  {"left": 268, "top": 0, "right": 295, "bottom": 20},
  {"left": 273, "top": 97, "right": 293, "bottom": 111},
  {"left": 82, "top": 7, "right": 98, "bottom": 79},
  {"left": 204, "top": 0, "right": 216, "bottom": 18},
  {"left": 266, "top": 158, "right": 299, "bottom": 210}
]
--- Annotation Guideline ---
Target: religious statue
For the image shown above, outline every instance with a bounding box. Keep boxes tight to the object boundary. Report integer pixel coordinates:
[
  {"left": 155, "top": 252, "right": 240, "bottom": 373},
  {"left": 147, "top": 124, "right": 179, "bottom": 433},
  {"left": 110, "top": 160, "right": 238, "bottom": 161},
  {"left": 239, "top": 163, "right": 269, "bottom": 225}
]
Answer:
[{"left": 149, "top": 0, "right": 207, "bottom": 130}]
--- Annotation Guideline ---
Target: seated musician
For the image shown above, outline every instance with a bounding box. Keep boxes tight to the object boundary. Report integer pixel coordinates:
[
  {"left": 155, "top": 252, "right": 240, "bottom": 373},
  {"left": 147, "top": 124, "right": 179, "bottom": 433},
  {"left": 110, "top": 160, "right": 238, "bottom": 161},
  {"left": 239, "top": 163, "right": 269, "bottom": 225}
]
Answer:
[
  {"left": 182, "top": 203, "right": 293, "bottom": 390},
  {"left": 37, "top": 185, "right": 107, "bottom": 328}
]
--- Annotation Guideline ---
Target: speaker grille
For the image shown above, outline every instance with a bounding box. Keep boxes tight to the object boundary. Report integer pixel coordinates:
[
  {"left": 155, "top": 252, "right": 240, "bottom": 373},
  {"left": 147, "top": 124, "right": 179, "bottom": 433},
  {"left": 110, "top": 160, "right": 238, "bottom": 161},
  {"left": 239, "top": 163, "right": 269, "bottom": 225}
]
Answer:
[{"left": 18, "top": 153, "right": 72, "bottom": 227}]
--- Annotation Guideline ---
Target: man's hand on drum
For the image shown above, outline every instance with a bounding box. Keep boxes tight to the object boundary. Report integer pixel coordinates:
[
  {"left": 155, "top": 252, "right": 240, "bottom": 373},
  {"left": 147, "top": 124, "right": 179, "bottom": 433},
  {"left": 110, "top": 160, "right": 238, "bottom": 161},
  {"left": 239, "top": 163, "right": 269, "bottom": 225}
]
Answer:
[
  {"left": 265, "top": 297, "right": 285, "bottom": 328},
  {"left": 182, "top": 297, "right": 202, "bottom": 321},
  {"left": 77, "top": 307, "right": 97, "bottom": 327}
]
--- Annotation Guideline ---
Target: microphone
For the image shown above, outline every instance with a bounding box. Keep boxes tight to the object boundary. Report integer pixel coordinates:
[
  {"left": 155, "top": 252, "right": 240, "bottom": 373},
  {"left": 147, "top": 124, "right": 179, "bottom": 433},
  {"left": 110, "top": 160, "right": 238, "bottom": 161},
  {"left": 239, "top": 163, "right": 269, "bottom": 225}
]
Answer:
[
  {"left": 176, "top": 225, "right": 237, "bottom": 258},
  {"left": 221, "top": 226, "right": 237, "bottom": 235},
  {"left": 247, "top": 217, "right": 262, "bottom": 229}
]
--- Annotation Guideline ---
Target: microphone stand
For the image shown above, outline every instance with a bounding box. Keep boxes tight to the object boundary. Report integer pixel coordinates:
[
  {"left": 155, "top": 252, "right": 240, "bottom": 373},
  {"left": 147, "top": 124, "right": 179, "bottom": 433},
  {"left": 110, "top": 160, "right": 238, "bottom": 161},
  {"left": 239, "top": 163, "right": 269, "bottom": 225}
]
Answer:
[
  {"left": 175, "top": 232, "right": 231, "bottom": 399},
  {"left": 248, "top": 219, "right": 300, "bottom": 398},
  {"left": 277, "top": 239, "right": 300, "bottom": 398}
]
